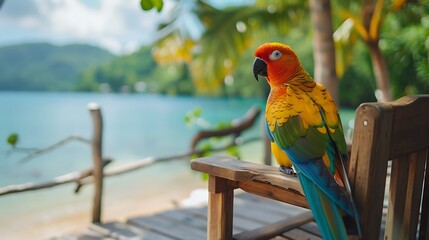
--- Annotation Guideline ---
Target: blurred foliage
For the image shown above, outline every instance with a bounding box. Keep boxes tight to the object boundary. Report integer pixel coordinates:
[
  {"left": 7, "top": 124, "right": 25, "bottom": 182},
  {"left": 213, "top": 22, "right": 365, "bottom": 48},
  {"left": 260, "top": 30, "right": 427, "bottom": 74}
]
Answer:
[
  {"left": 381, "top": 2, "right": 429, "bottom": 98},
  {"left": 184, "top": 107, "right": 203, "bottom": 127},
  {"left": 338, "top": 0, "right": 428, "bottom": 103},
  {"left": 185, "top": 107, "right": 240, "bottom": 180},
  {"left": 7, "top": 133, "right": 19, "bottom": 147},
  {"left": 336, "top": 0, "right": 429, "bottom": 104},
  {"left": 185, "top": 107, "right": 240, "bottom": 178},
  {"left": 140, "top": 0, "right": 163, "bottom": 12},
  {"left": 150, "top": 0, "right": 309, "bottom": 96},
  {"left": 333, "top": 19, "right": 358, "bottom": 78}
]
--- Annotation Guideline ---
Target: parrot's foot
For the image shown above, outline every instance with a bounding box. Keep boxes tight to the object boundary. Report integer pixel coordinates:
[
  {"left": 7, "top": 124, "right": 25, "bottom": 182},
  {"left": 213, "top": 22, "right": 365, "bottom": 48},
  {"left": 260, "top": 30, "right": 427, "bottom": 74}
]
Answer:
[{"left": 279, "top": 166, "right": 296, "bottom": 176}]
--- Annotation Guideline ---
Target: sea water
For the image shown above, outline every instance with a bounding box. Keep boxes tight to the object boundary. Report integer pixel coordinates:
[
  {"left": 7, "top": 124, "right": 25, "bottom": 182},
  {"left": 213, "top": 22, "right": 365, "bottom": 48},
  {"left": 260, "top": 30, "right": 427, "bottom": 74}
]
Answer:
[{"left": 0, "top": 92, "right": 265, "bottom": 185}]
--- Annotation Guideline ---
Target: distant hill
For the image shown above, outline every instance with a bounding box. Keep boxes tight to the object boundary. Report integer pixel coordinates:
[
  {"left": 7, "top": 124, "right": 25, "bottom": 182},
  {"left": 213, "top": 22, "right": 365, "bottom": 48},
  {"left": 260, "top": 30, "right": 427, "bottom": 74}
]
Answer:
[
  {"left": 76, "top": 46, "right": 194, "bottom": 95},
  {"left": 0, "top": 43, "right": 114, "bottom": 91}
]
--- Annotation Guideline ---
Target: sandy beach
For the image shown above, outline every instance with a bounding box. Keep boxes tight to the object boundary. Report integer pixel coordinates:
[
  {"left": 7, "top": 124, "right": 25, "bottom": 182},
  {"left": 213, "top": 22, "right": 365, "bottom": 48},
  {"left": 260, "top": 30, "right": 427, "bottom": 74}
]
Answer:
[{"left": 0, "top": 160, "right": 208, "bottom": 240}]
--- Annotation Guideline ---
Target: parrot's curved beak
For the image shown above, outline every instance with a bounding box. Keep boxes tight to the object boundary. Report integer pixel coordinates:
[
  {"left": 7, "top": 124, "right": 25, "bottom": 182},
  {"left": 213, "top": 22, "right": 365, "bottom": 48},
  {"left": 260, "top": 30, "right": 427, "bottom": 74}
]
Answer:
[{"left": 253, "top": 57, "right": 267, "bottom": 81}]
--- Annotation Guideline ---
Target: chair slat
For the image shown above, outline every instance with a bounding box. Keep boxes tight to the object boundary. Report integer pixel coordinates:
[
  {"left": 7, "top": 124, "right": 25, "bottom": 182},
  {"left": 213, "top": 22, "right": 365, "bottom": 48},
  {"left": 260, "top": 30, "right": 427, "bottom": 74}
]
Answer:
[
  {"left": 385, "top": 154, "right": 411, "bottom": 240},
  {"left": 403, "top": 149, "right": 427, "bottom": 240},
  {"left": 384, "top": 150, "right": 426, "bottom": 239},
  {"left": 348, "top": 102, "right": 392, "bottom": 240},
  {"left": 389, "top": 96, "right": 429, "bottom": 159},
  {"left": 418, "top": 149, "right": 429, "bottom": 240}
]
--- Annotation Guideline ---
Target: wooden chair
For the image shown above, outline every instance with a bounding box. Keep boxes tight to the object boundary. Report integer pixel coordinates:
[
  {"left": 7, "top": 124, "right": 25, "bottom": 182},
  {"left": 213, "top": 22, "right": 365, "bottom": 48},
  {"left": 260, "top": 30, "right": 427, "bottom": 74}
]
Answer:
[{"left": 191, "top": 95, "right": 429, "bottom": 240}]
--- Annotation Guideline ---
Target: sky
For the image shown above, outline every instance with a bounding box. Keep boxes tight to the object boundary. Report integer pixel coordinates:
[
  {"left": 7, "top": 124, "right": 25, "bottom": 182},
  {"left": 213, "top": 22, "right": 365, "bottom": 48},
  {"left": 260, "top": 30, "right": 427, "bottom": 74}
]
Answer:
[
  {"left": 0, "top": 0, "right": 177, "bottom": 54},
  {"left": 0, "top": 0, "right": 251, "bottom": 55}
]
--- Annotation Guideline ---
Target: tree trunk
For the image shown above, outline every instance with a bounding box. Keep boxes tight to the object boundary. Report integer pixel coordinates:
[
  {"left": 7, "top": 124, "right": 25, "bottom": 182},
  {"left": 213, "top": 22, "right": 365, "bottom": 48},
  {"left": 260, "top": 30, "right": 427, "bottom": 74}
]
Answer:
[
  {"left": 361, "top": 0, "right": 393, "bottom": 102},
  {"left": 367, "top": 40, "right": 393, "bottom": 102},
  {"left": 309, "top": 0, "right": 339, "bottom": 104}
]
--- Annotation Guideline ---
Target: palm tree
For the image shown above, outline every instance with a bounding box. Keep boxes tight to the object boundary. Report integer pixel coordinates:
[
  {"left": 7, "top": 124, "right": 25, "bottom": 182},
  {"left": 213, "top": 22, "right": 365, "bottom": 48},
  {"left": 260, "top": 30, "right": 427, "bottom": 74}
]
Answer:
[{"left": 309, "top": 0, "right": 339, "bottom": 103}]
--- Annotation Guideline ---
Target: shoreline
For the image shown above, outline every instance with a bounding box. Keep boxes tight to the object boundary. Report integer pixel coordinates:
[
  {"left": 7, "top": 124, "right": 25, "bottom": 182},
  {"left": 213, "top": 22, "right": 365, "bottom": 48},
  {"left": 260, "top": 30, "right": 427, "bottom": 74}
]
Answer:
[{"left": 0, "top": 161, "right": 207, "bottom": 240}]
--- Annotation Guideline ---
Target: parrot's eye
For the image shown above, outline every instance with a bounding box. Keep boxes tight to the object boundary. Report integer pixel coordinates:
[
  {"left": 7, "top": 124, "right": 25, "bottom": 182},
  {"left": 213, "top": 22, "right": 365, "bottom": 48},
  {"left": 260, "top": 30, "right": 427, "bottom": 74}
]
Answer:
[{"left": 269, "top": 50, "right": 282, "bottom": 60}]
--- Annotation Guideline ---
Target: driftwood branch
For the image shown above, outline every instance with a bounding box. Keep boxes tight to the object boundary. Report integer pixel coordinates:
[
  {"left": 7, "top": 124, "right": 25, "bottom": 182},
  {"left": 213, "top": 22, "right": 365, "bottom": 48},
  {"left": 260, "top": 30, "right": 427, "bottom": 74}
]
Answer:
[
  {"left": 0, "top": 158, "right": 112, "bottom": 196},
  {"left": 190, "top": 107, "right": 261, "bottom": 152},
  {"left": 105, "top": 136, "right": 260, "bottom": 177},
  {"left": 18, "top": 135, "right": 91, "bottom": 163},
  {"left": 0, "top": 137, "right": 261, "bottom": 197}
]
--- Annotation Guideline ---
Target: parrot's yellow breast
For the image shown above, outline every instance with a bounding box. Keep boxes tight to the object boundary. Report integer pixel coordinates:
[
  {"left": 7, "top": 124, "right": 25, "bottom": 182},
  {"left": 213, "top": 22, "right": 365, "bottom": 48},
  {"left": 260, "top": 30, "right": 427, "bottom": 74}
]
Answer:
[
  {"left": 266, "top": 83, "right": 322, "bottom": 133},
  {"left": 271, "top": 141, "right": 293, "bottom": 167}
]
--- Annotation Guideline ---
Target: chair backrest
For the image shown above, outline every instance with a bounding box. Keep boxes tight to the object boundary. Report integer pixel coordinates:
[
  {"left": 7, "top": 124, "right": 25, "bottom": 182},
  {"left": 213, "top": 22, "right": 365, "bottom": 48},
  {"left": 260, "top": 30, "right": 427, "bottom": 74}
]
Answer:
[{"left": 348, "top": 95, "right": 429, "bottom": 240}]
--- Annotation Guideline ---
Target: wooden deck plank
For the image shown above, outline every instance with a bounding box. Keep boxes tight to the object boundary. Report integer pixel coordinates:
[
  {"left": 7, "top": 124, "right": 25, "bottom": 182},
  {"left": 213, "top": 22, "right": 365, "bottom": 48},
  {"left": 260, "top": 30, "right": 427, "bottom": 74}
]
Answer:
[
  {"left": 64, "top": 192, "right": 316, "bottom": 240},
  {"left": 128, "top": 213, "right": 207, "bottom": 240},
  {"left": 298, "top": 221, "right": 321, "bottom": 237},
  {"left": 233, "top": 211, "right": 314, "bottom": 240},
  {"left": 282, "top": 228, "right": 323, "bottom": 240},
  {"left": 90, "top": 221, "right": 174, "bottom": 240},
  {"left": 55, "top": 230, "right": 108, "bottom": 240},
  {"left": 180, "top": 197, "right": 291, "bottom": 232},
  {"left": 234, "top": 199, "right": 292, "bottom": 224},
  {"left": 158, "top": 208, "right": 207, "bottom": 230},
  {"left": 234, "top": 193, "right": 305, "bottom": 231},
  {"left": 160, "top": 208, "right": 246, "bottom": 235},
  {"left": 269, "top": 236, "right": 290, "bottom": 240},
  {"left": 181, "top": 205, "right": 265, "bottom": 232}
]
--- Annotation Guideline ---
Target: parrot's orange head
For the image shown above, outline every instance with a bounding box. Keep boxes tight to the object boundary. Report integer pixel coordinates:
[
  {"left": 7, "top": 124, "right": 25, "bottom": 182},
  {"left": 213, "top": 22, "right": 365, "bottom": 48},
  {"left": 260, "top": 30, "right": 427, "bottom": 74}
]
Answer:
[{"left": 253, "top": 42, "right": 301, "bottom": 86}]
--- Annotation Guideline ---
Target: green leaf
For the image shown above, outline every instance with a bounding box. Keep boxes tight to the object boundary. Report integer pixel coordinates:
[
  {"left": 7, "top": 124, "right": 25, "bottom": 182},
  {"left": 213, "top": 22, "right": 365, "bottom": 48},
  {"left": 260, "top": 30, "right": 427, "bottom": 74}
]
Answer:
[
  {"left": 140, "top": 0, "right": 163, "bottom": 12},
  {"left": 193, "top": 107, "right": 202, "bottom": 118},
  {"left": 185, "top": 107, "right": 203, "bottom": 127},
  {"left": 7, "top": 133, "right": 19, "bottom": 147},
  {"left": 226, "top": 146, "right": 240, "bottom": 158},
  {"left": 184, "top": 115, "right": 191, "bottom": 124},
  {"left": 153, "top": 0, "right": 163, "bottom": 12},
  {"left": 201, "top": 173, "right": 209, "bottom": 181},
  {"left": 215, "top": 122, "right": 232, "bottom": 130},
  {"left": 140, "top": 0, "right": 154, "bottom": 11},
  {"left": 334, "top": 18, "right": 358, "bottom": 78}
]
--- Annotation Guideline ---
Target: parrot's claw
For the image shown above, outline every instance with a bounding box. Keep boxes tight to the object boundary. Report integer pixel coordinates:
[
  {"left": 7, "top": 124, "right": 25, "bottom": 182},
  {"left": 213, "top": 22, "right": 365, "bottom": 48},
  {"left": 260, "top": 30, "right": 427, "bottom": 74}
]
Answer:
[{"left": 279, "top": 166, "right": 296, "bottom": 176}]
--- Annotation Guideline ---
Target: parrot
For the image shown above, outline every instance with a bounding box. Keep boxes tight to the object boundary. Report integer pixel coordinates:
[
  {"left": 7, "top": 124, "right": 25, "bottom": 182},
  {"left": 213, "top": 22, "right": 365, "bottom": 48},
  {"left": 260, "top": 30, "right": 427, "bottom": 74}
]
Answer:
[{"left": 253, "top": 42, "right": 361, "bottom": 239}]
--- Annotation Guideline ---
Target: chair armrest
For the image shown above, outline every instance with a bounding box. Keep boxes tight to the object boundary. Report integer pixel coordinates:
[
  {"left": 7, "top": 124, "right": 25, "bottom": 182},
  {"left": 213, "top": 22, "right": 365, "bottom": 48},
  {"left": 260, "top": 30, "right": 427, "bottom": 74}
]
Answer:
[{"left": 191, "top": 156, "right": 308, "bottom": 209}]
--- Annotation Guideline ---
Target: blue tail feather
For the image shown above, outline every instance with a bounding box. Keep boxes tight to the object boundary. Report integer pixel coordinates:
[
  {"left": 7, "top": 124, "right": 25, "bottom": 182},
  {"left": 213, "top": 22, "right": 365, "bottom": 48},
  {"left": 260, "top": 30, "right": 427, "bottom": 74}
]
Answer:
[
  {"left": 292, "top": 159, "right": 355, "bottom": 217},
  {"left": 298, "top": 172, "right": 348, "bottom": 240}
]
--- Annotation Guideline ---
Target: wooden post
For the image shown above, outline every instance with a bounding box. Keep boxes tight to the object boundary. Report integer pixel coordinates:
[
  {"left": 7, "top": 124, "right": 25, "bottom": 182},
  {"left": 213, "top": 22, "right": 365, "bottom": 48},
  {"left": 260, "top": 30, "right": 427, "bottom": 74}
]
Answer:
[
  {"left": 261, "top": 115, "right": 272, "bottom": 166},
  {"left": 88, "top": 103, "right": 103, "bottom": 223}
]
